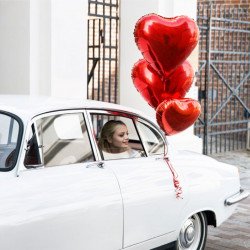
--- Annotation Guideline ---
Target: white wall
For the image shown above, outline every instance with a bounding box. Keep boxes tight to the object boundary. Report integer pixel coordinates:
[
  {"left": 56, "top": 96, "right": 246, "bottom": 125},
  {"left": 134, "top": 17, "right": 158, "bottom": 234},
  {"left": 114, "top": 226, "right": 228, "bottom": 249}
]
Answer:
[
  {"left": 29, "top": 0, "right": 88, "bottom": 98},
  {"left": 0, "top": 0, "right": 30, "bottom": 94},
  {"left": 0, "top": 0, "right": 88, "bottom": 99},
  {"left": 51, "top": 0, "right": 88, "bottom": 99},
  {"left": 159, "top": 0, "right": 197, "bottom": 19},
  {"left": 29, "top": 0, "right": 51, "bottom": 96},
  {"left": 120, "top": 0, "right": 158, "bottom": 119}
]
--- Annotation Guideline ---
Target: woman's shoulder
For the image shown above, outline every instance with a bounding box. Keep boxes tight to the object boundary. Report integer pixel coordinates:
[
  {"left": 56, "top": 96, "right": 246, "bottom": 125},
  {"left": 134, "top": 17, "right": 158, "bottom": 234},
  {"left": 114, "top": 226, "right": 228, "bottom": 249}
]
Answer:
[
  {"left": 102, "top": 149, "right": 145, "bottom": 160},
  {"left": 129, "top": 149, "right": 145, "bottom": 157},
  {"left": 102, "top": 150, "right": 130, "bottom": 160}
]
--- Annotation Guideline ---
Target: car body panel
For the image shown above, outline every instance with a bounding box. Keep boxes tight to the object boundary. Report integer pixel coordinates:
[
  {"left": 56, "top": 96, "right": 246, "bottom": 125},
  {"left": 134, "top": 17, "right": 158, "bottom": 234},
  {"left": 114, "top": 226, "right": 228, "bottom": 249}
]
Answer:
[
  {"left": 0, "top": 95, "right": 247, "bottom": 250},
  {"left": 169, "top": 150, "right": 240, "bottom": 227},
  {"left": 104, "top": 156, "right": 187, "bottom": 247},
  {"left": 0, "top": 95, "right": 156, "bottom": 126},
  {"left": 0, "top": 163, "right": 123, "bottom": 250}
]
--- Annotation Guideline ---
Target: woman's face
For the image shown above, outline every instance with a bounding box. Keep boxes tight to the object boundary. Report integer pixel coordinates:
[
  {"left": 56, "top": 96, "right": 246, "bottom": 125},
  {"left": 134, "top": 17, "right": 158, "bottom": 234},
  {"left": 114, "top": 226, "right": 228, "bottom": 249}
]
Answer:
[{"left": 109, "top": 124, "right": 129, "bottom": 151}]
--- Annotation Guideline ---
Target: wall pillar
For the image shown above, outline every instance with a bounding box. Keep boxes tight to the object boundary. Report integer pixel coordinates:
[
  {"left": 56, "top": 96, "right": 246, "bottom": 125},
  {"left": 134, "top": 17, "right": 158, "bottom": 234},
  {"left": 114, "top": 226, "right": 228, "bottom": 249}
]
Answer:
[
  {"left": 120, "top": 0, "right": 157, "bottom": 119},
  {"left": 29, "top": 0, "right": 51, "bottom": 96},
  {"left": 0, "top": 0, "right": 29, "bottom": 94},
  {"left": 30, "top": 0, "right": 89, "bottom": 98},
  {"left": 0, "top": 0, "right": 88, "bottom": 99},
  {"left": 50, "top": 0, "right": 88, "bottom": 99}
]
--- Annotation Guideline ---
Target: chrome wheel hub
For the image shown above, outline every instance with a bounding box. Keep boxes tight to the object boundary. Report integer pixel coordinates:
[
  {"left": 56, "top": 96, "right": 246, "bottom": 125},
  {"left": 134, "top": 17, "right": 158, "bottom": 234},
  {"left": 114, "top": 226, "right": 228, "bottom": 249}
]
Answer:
[{"left": 179, "top": 219, "right": 196, "bottom": 248}]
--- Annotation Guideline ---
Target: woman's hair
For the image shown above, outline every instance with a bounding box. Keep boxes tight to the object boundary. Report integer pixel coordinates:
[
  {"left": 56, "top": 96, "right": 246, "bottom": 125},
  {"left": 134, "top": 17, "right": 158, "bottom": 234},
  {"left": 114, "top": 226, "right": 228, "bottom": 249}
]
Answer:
[{"left": 98, "top": 120, "right": 126, "bottom": 153}]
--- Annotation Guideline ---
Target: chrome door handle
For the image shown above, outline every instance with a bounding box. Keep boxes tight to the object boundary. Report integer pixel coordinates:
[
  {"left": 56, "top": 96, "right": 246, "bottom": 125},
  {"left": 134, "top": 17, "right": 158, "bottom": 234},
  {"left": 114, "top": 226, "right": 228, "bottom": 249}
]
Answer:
[
  {"left": 155, "top": 157, "right": 163, "bottom": 161},
  {"left": 86, "top": 162, "right": 104, "bottom": 169}
]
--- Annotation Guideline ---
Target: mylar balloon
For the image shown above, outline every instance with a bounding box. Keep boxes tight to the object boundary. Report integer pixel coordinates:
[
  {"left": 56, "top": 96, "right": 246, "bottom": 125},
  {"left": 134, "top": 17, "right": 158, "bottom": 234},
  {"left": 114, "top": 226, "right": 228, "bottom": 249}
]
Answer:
[
  {"left": 134, "top": 14, "right": 199, "bottom": 76},
  {"left": 162, "top": 60, "right": 194, "bottom": 99},
  {"left": 156, "top": 98, "right": 201, "bottom": 135},
  {"left": 131, "top": 59, "right": 162, "bottom": 109},
  {"left": 132, "top": 59, "right": 194, "bottom": 109}
]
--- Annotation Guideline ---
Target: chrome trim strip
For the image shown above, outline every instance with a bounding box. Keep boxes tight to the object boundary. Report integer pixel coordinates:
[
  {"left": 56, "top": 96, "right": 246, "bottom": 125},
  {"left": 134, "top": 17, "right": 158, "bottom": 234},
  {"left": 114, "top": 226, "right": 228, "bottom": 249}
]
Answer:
[
  {"left": 84, "top": 110, "right": 102, "bottom": 161},
  {"left": 136, "top": 117, "right": 168, "bottom": 156},
  {"left": 225, "top": 189, "right": 249, "bottom": 206},
  {"left": 86, "top": 108, "right": 167, "bottom": 143},
  {"left": 18, "top": 109, "right": 97, "bottom": 174},
  {"left": 0, "top": 111, "right": 24, "bottom": 173}
]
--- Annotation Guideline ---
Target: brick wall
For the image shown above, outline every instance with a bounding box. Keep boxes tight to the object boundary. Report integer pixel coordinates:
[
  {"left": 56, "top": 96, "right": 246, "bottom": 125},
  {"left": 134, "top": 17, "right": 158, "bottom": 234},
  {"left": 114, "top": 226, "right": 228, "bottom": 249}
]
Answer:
[{"left": 198, "top": 0, "right": 249, "bottom": 4}]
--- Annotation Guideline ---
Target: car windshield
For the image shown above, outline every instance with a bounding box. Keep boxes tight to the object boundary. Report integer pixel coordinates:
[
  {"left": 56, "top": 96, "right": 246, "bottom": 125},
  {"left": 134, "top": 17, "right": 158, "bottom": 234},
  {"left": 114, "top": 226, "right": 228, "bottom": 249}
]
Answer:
[{"left": 0, "top": 112, "right": 21, "bottom": 170}]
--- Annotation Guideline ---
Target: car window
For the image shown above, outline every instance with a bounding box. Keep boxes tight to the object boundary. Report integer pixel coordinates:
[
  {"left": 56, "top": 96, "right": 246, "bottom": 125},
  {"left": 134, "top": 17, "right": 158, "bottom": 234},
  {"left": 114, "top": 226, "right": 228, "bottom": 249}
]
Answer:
[
  {"left": 136, "top": 120, "right": 166, "bottom": 156},
  {"left": 24, "top": 124, "right": 42, "bottom": 168},
  {"left": 0, "top": 113, "right": 20, "bottom": 170},
  {"left": 24, "top": 113, "right": 94, "bottom": 168},
  {"left": 91, "top": 113, "right": 146, "bottom": 160}
]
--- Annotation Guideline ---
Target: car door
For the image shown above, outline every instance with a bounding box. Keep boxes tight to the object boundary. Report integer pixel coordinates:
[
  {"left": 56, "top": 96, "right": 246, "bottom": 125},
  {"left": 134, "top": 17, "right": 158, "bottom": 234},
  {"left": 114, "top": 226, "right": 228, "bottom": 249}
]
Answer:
[
  {"left": 0, "top": 110, "right": 123, "bottom": 250},
  {"left": 88, "top": 110, "right": 186, "bottom": 248}
]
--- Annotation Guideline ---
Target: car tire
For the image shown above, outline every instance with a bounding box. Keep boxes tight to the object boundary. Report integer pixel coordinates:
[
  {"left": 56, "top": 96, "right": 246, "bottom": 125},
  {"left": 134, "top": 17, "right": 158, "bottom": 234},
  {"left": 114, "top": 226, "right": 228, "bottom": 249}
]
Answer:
[{"left": 174, "top": 212, "right": 207, "bottom": 250}]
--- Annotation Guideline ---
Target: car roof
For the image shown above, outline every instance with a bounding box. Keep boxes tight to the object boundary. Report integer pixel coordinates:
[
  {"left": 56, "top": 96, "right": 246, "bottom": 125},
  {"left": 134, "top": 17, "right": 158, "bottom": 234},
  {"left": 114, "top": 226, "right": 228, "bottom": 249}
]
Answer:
[{"left": 0, "top": 95, "right": 156, "bottom": 124}]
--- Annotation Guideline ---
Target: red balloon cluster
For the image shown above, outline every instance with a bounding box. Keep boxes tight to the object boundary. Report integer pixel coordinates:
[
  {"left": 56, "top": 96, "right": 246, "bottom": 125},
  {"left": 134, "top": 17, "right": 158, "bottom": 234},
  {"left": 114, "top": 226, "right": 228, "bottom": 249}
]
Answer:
[{"left": 132, "top": 14, "right": 201, "bottom": 135}]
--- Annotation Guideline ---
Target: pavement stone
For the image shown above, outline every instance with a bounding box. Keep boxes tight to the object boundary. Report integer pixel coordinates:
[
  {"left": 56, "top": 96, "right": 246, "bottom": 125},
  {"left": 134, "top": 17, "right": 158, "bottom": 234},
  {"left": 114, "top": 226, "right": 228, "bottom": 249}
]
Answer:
[{"left": 206, "top": 150, "right": 250, "bottom": 250}]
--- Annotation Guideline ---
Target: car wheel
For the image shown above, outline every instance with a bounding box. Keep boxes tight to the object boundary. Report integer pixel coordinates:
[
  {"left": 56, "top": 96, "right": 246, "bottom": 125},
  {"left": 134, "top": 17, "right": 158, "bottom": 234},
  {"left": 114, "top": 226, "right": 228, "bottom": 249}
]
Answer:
[{"left": 175, "top": 212, "right": 207, "bottom": 250}]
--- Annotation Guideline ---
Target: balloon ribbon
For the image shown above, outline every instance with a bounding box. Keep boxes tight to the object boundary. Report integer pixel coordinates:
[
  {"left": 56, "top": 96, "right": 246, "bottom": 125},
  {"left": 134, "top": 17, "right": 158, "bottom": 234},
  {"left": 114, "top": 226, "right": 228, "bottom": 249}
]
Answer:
[{"left": 163, "top": 153, "right": 183, "bottom": 199}]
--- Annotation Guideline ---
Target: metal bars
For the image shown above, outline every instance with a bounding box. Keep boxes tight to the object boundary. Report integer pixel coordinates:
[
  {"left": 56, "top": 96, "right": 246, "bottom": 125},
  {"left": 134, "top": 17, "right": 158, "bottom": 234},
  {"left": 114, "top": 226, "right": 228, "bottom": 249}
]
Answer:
[
  {"left": 87, "top": 0, "right": 119, "bottom": 103},
  {"left": 195, "top": 2, "right": 250, "bottom": 154}
]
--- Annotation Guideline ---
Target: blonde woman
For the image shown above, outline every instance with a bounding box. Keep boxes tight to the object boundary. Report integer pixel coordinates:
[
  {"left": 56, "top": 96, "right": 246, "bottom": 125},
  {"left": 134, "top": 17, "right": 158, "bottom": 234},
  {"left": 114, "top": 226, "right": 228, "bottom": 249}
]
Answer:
[{"left": 98, "top": 120, "right": 142, "bottom": 160}]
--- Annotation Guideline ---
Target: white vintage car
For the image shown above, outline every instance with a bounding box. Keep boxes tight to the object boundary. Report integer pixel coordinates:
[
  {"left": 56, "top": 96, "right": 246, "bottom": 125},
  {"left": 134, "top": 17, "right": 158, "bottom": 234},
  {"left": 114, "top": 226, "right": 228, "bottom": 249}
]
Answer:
[{"left": 0, "top": 95, "right": 248, "bottom": 250}]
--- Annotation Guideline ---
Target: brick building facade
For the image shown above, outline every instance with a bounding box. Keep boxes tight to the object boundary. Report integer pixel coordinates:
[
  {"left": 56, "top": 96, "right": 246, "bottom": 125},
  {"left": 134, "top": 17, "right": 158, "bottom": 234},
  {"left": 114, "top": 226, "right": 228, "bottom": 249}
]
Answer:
[{"left": 199, "top": 0, "right": 249, "bottom": 4}]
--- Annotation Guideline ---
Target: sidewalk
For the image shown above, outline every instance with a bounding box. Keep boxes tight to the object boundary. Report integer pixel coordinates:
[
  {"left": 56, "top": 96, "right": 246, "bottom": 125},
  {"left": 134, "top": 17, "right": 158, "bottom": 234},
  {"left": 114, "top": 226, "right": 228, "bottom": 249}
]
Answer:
[{"left": 206, "top": 150, "right": 250, "bottom": 250}]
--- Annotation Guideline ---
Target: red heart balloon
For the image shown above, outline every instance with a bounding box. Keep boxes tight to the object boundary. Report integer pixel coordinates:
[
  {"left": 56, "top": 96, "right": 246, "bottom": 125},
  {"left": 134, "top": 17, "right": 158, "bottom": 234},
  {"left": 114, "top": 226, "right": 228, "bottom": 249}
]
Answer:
[
  {"left": 132, "top": 59, "right": 194, "bottom": 109},
  {"left": 132, "top": 59, "right": 162, "bottom": 108},
  {"left": 134, "top": 14, "right": 199, "bottom": 76},
  {"left": 156, "top": 98, "right": 201, "bottom": 135}
]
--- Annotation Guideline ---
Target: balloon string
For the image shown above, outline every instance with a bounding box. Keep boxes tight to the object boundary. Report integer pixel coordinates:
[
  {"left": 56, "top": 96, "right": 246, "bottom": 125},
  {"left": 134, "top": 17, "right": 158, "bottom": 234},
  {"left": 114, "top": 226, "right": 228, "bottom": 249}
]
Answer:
[
  {"left": 164, "top": 157, "right": 183, "bottom": 199},
  {"left": 164, "top": 145, "right": 183, "bottom": 199}
]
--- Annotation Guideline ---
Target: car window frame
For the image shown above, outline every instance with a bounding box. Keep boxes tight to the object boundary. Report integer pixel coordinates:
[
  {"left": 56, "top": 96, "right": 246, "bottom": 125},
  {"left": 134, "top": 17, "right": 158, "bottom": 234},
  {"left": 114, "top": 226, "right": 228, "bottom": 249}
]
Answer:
[
  {"left": 19, "top": 109, "right": 98, "bottom": 171},
  {"left": 86, "top": 109, "right": 168, "bottom": 161},
  {"left": 87, "top": 109, "right": 147, "bottom": 161},
  {"left": 135, "top": 117, "right": 167, "bottom": 157},
  {"left": 0, "top": 110, "right": 24, "bottom": 172}
]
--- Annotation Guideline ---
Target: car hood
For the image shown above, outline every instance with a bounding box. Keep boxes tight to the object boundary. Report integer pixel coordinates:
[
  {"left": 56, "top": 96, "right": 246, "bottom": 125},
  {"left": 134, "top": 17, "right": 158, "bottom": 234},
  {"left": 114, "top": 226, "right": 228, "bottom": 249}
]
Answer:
[{"left": 169, "top": 150, "right": 239, "bottom": 180}]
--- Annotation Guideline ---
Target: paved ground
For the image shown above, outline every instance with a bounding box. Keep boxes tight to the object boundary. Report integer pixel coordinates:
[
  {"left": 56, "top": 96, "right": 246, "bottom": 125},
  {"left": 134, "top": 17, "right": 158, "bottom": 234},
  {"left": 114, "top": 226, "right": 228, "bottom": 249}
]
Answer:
[{"left": 206, "top": 150, "right": 250, "bottom": 250}]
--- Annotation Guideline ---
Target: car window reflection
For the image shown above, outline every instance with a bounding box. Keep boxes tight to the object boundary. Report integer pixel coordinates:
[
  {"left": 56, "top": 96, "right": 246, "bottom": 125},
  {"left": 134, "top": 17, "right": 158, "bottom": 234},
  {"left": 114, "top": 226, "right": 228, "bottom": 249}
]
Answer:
[
  {"left": 24, "top": 113, "right": 94, "bottom": 168},
  {"left": 0, "top": 113, "right": 20, "bottom": 170}
]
